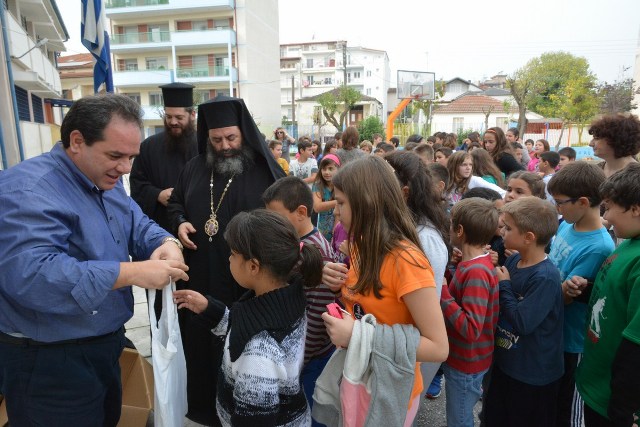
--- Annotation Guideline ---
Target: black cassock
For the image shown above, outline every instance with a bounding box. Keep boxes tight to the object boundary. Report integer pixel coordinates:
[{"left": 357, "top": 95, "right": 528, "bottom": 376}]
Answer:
[
  {"left": 168, "top": 153, "right": 284, "bottom": 425},
  {"left": 130, "top": 131, "right": 197, "bottom": 232}
]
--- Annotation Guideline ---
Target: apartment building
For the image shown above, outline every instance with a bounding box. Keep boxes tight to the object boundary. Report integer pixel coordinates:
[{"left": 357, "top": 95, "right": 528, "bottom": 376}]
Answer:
[
  {"left": 106, "top": 0, "right": 280, "bottom": 136},
  {"left": 1, "top": 0, "right": 68, "bottom": 166},
  {"left": 280, "top": 40, "right": 390, "bottom": 136}
]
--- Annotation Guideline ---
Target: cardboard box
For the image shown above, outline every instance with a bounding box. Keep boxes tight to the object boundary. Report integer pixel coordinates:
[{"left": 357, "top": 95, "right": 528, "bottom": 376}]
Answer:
[
  {"left": 118, "top": 347, "right": 154, "bottom": 427},
  {"left": 0, "top": 349, "right": 154, "bottom": 427}
]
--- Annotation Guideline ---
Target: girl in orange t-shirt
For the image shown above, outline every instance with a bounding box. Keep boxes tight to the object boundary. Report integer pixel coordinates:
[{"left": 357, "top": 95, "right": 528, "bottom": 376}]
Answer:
[{"left": 321, "top": 156, "right": 449, "bottom": 425}]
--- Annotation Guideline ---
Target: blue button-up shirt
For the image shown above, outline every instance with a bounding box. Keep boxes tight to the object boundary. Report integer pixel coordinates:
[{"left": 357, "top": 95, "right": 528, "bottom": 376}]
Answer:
[{"left": 0, "top": 143, "right": 170, "bottom": 342}]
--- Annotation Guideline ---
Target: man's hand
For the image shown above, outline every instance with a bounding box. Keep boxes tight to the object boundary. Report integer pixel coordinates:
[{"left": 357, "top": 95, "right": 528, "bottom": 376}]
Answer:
[
  {"left": 157, "top": 188, "right": 173, "bottom": 207},
  {"left": 178, "top": 222, "right": 197, "bottom": 250},
  {"left": 496, "top": 266, "right": 510, "bottom": 281},
  {"left": 151, "top": 240, "right": 184, "bottom": 263},
  {"left": 116, "top": 259, "right": 189, "bottom": 290},
  {"left": 322, "top": 262, "right": 348, "bottom": 292},
  {"left": 322, "top": 311, "right": 355, "bottom": 348}
]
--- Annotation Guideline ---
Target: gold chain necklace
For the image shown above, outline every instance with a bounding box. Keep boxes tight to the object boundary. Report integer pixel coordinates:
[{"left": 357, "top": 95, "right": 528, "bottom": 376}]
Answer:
[{"left": 204, "top": 171, "right": 235, "bottom": 242}]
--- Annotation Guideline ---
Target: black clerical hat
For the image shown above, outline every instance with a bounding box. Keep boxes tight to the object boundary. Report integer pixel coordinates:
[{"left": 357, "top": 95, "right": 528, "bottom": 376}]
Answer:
[
  {"left": 199, "top": 96, "right": 242, "bottom": 129},
  {"left": 159, "top": 82, "right": 194, "bottom": 108}
]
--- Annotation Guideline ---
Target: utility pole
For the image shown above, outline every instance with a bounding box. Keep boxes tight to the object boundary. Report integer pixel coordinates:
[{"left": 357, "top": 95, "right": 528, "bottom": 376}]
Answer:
[
  {"left": 291, "top": 75, "right": 296, "bottom": 134},
  {"left": 342, "top": 42, "right": 348, "bottom": 127},
  {"left": 342, "top": 42, "right": 347, "bottom": 88}
]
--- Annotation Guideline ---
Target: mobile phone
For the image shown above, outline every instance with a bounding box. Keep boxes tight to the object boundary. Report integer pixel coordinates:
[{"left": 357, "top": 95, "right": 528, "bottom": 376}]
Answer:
[{"left": 326, "top": 303, "right": 343, "bottom": 319}]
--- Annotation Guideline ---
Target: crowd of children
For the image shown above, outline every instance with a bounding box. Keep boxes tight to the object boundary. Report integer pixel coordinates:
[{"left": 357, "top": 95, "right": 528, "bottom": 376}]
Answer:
[{"left": 174, "top": 114, "right": 639, "bottom": 426}]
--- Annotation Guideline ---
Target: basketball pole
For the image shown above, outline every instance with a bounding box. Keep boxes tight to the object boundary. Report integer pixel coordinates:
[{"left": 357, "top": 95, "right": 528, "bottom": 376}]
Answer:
[{"left": 385, "top": 96, "right": 416, "bottom": 141}]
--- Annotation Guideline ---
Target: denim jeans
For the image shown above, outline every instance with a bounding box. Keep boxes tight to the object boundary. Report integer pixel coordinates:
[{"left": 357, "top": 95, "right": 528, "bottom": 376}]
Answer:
[{"left": 443, "top": 363, "right": 487, "bottom": 427}]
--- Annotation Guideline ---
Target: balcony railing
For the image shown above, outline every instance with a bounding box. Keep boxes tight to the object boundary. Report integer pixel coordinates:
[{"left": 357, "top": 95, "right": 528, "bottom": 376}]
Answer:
[
  {"left": 112, "top": 31, "right": 171, "bottom": 44},
  {"left": 176, "top": 66, "right": 230, "bottom": 78},
  {"left": 106, "top": 0, "right": 168, "bottom": 7}
]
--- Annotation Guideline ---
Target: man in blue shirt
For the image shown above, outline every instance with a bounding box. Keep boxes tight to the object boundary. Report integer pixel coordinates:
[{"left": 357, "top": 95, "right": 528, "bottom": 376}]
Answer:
[{"left": 0, "top": 93, "right": 189, "bottom": 426}]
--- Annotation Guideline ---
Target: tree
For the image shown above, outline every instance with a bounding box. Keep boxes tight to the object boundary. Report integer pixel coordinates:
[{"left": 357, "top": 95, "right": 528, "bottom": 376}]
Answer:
[
  {"left": 598, "top": 78, "right": 638, "bottom": 114},
  {"left": 357, "top": 116, "right": 384, "bottom": 142},
  {"left": 507, "top": 63, "right": 537, "bottom": 140},
  {"left": 549, "top": 74, "right": 599, "bottom": 146},
  {"left": 482, "top": 105, "right": 495, "bottom": 130},
  {"left": 509, "top": 52, "right": 599, "bottom": 147},
  {"left": 317, "top": 87, "right": 362, "bottom": 130},
  {"left": 412, "top": 79, "right": 445, "bottom": 136}
]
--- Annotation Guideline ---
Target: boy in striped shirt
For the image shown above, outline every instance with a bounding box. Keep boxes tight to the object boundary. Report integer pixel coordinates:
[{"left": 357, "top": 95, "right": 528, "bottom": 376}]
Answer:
[
  {"left": 440, "top": 198, "right": 500, "bottom": 427},
  {"left": 262, "top": 176, "right": 336, "bottom": 424}
]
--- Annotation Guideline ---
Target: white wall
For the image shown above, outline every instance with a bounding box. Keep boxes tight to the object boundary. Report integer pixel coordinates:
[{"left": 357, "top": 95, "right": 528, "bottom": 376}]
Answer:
[{"left": 235, "top": 0, "right": 281, "bottom": 130}]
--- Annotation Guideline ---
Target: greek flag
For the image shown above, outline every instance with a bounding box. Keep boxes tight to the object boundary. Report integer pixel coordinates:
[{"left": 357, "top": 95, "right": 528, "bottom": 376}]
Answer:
[{"left": 81, "top": 0, "right": 114, "bottom": 93}]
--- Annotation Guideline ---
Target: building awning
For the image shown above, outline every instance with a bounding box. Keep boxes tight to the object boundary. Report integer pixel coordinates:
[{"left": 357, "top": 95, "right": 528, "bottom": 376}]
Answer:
[{"left": 45, "top": 98, "right": 73, "bottom": 107}]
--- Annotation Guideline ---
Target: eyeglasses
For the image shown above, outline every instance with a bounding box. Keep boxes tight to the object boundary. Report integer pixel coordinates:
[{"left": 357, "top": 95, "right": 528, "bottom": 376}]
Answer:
[
  {"left": 554, "top": 198, "right": 579, "bottom": 206},
  {"left": 276, "top": 131, "right": 284, "bottom": 134}
]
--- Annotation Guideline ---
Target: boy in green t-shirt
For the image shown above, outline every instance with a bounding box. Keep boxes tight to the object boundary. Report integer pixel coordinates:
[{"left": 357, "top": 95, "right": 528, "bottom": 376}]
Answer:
[{"left": 573, "top": 162, "right": 640, "bottom": 427}]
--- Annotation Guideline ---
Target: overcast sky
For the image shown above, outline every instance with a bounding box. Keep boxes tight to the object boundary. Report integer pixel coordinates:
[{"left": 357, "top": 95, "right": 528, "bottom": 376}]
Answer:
[{"left": 59, "top": 0, "right": 640, "bottom": 85}]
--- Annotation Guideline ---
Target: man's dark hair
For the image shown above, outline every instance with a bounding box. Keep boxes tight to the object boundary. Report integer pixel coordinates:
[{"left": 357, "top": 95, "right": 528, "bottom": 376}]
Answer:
[
  {"left": 334, "top": 132, "right": 343, "bottom": 140},
  {"left": 297, "top": 140, "right": 312, "bottom": 153},
  {"left": 262, "top": 176, "right": 314, "bottom": 216},
  {"left": 599, "top": 162, "right": 640, "bottom": 211},
  {"left": 61, "top": 93, "right": 142, "bottom": 148},
  {"left": 548, "top": 162, "right": 606, "bottom": 207},
  {"left": 558, "top": 147, "right": 576, "bottom": 160},
  {"left": 540, "top": 151, "right": 560, "bottom": 169},
  {"left": 389, "top": 137, "right": 400, "bottom": 148},
  {"left": 462, "top": 187, "right": 502, "bottom": 202},
  {"left": 507, "top": 127, "right": 519, "bottom": 138}
]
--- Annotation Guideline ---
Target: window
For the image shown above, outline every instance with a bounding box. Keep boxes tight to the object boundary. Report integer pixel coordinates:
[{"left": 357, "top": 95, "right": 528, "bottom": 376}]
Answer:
[
  {"left": 353, "top": 71, "right": 361, "bottom": 79},
  {"left": 495, "top": 117, "right": 508, "bottom": 128},
  {"left": 453, "top": 117, "right": 464, "bottom": 132},
  {"left": 213, "top": 19, "right": 229, "bottom": 29},
  {"left": 124, "top": 59, "right": 138, "bottom": 71},
  {"left": 149, "top": 92, "right": 163, "bottom": 106},
  {"left": 192, "top": 20, "right": 208, "bottom": 31},
  {"left": 145, "top": 57, "right": 168, "bottom": 70},
  {"left": 306, "top": 59, "right": 313, "bottom": 68},
  {"left": 123, "top": 93, "right": 141, "bottom": 104},
  {"left": 366, "top": 70, "right": 372, "bottom": 77},
  {"left": 366, "top": 88, "right": 371, "bottom": 95}
]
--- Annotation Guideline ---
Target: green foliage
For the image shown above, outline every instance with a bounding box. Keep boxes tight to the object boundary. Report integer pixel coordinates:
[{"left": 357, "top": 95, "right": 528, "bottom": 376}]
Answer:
[
  {"left": 523, "top": 52, "right": 597, "bottom": 119},
  {"left": 597, "top": 78, "right": 638, "bottom": 114},
  {"left": 317, "top": 87, "right": 362, "bottom": 130},
  {"left": 509, "top": 51, "right": 599, "bottom": 146},
  {"left": 456, "top": 129, "right": 477, "bottom": 145},
  {"left": 357, "top": 116, "right": 385, "bottom": 142}
]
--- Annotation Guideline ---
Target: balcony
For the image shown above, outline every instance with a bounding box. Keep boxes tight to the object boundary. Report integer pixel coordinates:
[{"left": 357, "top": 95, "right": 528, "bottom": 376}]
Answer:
[
  {"left": 110, "top": 29, "right": 235, "bottom": 53},
  {"left": 7, "top": 13, "right": 61, "bottom": 96},
  {"left": 110, "top": 31, "right": 172, "bottom": 53},
  {"left": 176, "top": 66, "right": 237, "bottom": 82},
  {"left": 172, "top": 29, "right": 235, "bottom": 47},
  {"left": 141, "top": 105, "right": 164, "bottom": 121},
  {"left": 106, "top": 0, "right": 234, "bottom": 18},
  {"left": 113, "top": 69, "right": 173, "bottom": 87}
]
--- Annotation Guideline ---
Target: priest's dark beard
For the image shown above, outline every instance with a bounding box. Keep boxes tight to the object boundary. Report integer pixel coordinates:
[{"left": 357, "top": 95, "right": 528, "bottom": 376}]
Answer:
[
  {"left": 206, "top": 143, "right": 256, "bottom": 176},
  {"left": 164, "top": 120, "right": 195, "bottom": 158}
]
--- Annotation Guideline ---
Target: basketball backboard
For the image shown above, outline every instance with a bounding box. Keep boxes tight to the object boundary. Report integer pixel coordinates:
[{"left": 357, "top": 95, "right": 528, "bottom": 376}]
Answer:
[{"left": 397, "top": 70, "right": 435, "bottom": 100}]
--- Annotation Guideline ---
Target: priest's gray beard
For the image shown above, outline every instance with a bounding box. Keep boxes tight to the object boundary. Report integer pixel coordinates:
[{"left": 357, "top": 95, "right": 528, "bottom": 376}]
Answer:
[{"left": 206, "top": 143, "right": 256, "bottom": 176}]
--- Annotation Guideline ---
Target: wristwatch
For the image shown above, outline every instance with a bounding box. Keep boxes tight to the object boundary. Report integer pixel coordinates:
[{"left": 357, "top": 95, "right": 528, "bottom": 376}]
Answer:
[{"left": 162, "top": 236, "right": 184, "bottom": 252}]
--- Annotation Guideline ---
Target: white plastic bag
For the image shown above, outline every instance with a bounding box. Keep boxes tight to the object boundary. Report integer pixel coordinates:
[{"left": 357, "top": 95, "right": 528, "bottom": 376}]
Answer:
[{"left": 148, "top": 280, "right": 188, "bottom": 427}]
